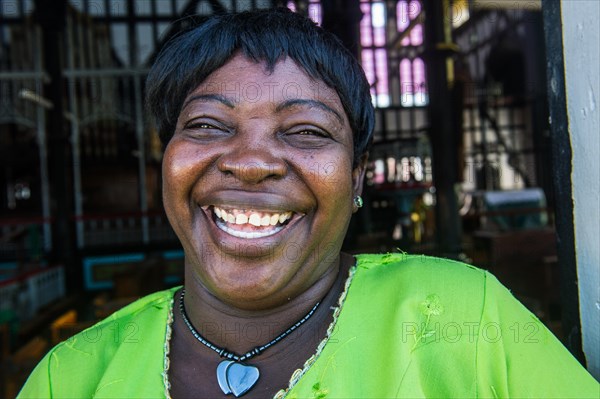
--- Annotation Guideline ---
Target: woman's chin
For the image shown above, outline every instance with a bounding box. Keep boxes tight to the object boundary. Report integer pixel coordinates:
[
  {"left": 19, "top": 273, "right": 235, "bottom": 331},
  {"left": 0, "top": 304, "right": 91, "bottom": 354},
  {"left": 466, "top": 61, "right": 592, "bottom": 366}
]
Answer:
[
  {"left": 184, "top": 258, "right": 294, "bottom": 307},
  {"left": 209, "top": 279, "right": 294, "bottom": 310}
]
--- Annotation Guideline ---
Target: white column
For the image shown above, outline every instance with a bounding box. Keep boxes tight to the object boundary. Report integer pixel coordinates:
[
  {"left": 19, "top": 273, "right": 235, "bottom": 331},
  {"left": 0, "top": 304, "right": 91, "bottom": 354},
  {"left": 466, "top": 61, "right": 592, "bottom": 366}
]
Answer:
[{"left": 561, "top": 0, "right": 600, "bottom": 379}]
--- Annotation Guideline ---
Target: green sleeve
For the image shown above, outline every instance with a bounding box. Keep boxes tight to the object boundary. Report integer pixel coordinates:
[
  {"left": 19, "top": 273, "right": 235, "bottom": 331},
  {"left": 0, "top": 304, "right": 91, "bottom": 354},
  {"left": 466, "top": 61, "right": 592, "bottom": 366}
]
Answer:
[
  {"left": 17, "top": 347, "right": 54, "bottom": 398},
  {"left": 476, "top": 272, "right": 599, "bottom": 398},
  {"left": 16, "top": 289, "right": 175, "bottom": 398}
]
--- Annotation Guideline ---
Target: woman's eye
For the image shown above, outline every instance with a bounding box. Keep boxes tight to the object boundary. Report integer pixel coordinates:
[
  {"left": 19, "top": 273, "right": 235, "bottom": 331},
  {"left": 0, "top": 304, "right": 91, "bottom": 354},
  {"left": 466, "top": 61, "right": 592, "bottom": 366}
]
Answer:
[
  {"left": 293, "top": 129, "right": 329, "bottom": 138},
  {"left": 283, "top": 128, "right": 334, "bottom": 148},
  {"left": 298, "top": 130, "right": 316, "bottom": 136},
  {"left": 181, "top": 119, "right": 231, "bottom": 140},
  {"left": 185, "top": 122, "right": 217, "bottom": 130}
]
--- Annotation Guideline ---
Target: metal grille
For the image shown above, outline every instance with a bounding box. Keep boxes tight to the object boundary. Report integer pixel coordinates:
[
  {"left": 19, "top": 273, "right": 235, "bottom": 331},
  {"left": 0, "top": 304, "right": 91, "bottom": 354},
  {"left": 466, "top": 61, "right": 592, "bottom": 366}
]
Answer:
[
  {"left": 0, "top": 13, "right": 51, "bottom": 256},
  {"left": 454, "top": 8, "right": 549, "bottom": 194},
  {"left": 0, "top": 0, "right": 280, "bottom": 255}
]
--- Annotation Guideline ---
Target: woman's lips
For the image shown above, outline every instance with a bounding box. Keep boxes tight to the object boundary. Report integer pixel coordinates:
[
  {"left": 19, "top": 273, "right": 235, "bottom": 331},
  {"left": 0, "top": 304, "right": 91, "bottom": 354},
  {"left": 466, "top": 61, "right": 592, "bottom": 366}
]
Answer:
[{"left": 210, "top": 206, "right": 297, "bottom": 239}]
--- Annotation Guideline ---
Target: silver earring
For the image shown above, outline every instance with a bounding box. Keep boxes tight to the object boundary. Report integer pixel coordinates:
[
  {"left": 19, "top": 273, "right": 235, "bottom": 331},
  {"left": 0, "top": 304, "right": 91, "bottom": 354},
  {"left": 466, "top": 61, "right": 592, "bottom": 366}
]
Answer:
[{"left": 353, "top": 195, "right": 363, "bottom": 208}]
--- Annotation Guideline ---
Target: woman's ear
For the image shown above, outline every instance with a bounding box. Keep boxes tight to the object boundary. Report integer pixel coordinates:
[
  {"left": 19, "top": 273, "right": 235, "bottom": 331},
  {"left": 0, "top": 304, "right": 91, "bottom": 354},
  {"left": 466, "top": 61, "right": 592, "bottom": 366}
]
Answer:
[{"left": 352, "top": 152, "right": 369, "bottom": 198}]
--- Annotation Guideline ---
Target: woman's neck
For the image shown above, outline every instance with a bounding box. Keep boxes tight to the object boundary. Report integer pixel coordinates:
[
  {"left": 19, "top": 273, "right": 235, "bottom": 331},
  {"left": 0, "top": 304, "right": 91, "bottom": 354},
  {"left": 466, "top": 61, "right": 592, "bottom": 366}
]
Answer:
[{"left": 180, "top": 253, "right": 354, "bottom": 355}]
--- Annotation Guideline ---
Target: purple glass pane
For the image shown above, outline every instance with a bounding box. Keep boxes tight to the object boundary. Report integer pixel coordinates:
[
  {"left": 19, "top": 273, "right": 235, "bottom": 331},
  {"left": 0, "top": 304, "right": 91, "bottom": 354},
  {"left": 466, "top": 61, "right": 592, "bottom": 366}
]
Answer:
[
  {"left": 397, "top": 1, "right": 409, "bottom": 31},
  {"left": 308, "top": 3, "right": 322, "bottom": 26},
  {"left": 411, "top": 23, "right": 423, "bottom": 45},
  {"left": 413, "top": 58, "right": 425, "bottom": 90},
  {"left": 360, "top": 3, "right": 372, "bottom": 47},
  {"left": 375, "top": 49, "right": 388, "bottom": 94},
  {"left": 400, "top": 58, "right": 413, "bottom": 93},
  {"left": 361, "top": 49, "right": 375, "bottom": 85},
  {"left": 409, "top": 0, "right": 421, "bottom": 19},
  {"left": 374, "top": 27, "right": 386, "bottom": 46}
]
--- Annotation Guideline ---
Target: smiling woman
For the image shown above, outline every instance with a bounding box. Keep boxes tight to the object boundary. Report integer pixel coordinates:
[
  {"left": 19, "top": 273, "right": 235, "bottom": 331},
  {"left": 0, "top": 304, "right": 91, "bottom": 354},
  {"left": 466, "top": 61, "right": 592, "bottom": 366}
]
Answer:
[
  {"left": 163, "top": 54, "right": 360, "bottom": 311},
  {"left": 18, "top": 8, "right": 599, "bottom": 399}
]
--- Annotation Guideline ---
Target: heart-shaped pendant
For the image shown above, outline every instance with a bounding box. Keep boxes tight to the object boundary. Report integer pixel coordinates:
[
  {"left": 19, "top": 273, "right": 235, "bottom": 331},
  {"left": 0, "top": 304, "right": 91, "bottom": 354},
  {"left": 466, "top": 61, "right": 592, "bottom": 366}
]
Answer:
[
  {"left": 216, "top": 360, "right": 260, "bottom": 397},
  {"left": 217, "top": 360, "right": 234, "bottom": 395}
]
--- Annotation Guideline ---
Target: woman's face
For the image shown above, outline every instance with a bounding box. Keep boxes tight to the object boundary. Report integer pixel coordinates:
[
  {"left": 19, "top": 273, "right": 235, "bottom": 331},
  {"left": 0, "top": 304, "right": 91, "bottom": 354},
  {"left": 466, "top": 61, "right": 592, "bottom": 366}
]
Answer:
[{"left": 163, "top": 54, "right": 365, "bottom": 309}]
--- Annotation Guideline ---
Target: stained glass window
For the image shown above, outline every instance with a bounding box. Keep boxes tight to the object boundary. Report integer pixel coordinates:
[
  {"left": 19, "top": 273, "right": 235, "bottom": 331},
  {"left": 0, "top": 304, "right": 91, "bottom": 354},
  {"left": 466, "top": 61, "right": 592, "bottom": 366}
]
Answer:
[{"left": 360, "top": 0, "right": 428, "bottom": 108}]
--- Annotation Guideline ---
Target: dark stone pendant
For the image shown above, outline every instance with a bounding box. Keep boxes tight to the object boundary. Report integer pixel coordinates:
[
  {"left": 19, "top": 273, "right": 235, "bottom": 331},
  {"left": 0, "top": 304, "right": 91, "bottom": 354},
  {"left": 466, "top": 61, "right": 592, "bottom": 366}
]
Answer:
[{"left": 216, "top": 360, "right": 260, "bottom": 397}]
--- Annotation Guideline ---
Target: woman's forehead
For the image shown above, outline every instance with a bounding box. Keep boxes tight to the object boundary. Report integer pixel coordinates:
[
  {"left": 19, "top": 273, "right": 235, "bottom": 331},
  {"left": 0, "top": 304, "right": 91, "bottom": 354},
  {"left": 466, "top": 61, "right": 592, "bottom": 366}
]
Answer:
[{"left": 185, "top": 54, "right": 344, "bottom": 112}]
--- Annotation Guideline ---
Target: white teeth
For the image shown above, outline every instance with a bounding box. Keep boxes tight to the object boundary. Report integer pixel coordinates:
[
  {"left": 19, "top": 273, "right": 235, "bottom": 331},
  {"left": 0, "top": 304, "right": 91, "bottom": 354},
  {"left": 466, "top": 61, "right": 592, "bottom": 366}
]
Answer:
[
  {"left": 212, "top": 206, "right": 294, "bottom": 231},
  {"left": 279, "top": 212, "right": 291, "bottom": 223},
  {"left": 210, "top": 207, "right": 301, "bottom": 239},
  {"left": 248, "top": 214, "right": 261, "bottom": 226},
  {"left": 270, "top": 214, "right": 279, "bottom": 226},
  {"left": 235, "top": 214, "right": 248, "bottom": 225}
]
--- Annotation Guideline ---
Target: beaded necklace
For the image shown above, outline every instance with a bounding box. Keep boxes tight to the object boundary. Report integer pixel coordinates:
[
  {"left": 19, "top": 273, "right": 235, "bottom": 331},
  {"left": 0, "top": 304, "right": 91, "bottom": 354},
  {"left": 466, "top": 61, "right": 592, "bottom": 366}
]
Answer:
[
  {"left": 163, "top": 265, "right": 357, "bottom": 399},
  {"left": 179, "top": 288, "right": 321, "bottom": 397}
]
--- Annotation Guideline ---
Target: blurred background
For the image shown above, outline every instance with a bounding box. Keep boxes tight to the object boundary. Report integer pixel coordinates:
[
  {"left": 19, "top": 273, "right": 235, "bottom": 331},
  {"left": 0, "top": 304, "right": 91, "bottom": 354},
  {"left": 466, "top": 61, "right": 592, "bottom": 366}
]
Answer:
[{"left": 0, "top": 0, "right": 598, "bottom": 396}]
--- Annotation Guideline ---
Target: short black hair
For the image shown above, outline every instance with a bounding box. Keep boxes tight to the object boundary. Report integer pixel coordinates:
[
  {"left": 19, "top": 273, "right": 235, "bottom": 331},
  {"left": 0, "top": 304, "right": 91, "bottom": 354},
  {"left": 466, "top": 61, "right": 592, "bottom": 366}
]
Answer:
[{"left": 145, "top": 8, "right": 374, "bottom": 166}]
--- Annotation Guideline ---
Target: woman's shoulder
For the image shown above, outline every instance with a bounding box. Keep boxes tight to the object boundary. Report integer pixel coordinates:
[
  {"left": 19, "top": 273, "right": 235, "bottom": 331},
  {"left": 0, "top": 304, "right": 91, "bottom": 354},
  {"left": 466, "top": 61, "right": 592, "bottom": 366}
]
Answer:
[
  {"left": 53, "top": 286, "right": 177, "bottom": 355},
  {"left": 18, "top": 287, "right": 178, "bottom": 398},
  {"left": 293, "top": 254, "right": 600, "bottom": 398},
  {"left": 92, "top": 286, "right": 178, "bottom": 328},
  {"left": 348, "top": 252, "right": 511, "bottom": 327},
  {"left": 354, "top": 252, "right": 490, "bottom": 296}
]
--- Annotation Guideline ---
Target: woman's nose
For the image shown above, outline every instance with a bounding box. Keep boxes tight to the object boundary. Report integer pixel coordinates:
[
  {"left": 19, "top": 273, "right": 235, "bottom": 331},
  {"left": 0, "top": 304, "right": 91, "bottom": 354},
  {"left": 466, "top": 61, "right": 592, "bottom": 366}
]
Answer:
[{"left": 217, "top": 147, "right": 287, "bottom": 184}]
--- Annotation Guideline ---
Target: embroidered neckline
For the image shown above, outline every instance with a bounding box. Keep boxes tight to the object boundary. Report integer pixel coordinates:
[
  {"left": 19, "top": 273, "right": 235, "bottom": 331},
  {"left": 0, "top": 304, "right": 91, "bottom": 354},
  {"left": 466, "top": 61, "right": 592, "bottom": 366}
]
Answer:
[
  {"left": 163, "top": 297, "right": 174, "bottom": 399},
  {"left": 273, "top": 265, "right": 356, "bottom": 399},
  {"left": 162, "top": 264, "right": 357, "bottom": 399}
]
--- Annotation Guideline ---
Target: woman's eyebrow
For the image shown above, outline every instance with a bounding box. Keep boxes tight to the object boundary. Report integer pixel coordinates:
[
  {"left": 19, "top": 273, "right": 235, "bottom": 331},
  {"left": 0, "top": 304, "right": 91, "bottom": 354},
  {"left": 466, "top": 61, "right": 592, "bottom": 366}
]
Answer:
[
  {"left": 276, "top": 98, "right": 344, "bottom": 124},
  {"left": 182, "top": 93, "right": 236, "bottom": 111}
]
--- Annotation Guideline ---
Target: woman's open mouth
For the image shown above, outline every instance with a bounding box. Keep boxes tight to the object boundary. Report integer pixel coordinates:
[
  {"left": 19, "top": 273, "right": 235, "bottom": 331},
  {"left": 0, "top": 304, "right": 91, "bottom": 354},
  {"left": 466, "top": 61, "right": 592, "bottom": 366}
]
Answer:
[{"left": 211, "top": 206, "right": 296, "bottom": 239}]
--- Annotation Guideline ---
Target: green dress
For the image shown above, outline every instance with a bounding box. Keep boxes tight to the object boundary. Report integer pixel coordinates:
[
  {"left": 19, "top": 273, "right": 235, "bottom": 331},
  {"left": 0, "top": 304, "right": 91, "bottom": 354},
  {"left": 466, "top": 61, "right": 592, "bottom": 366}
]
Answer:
[{"left": 18, "top": 254, "right": 600, "bottom": 398}]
